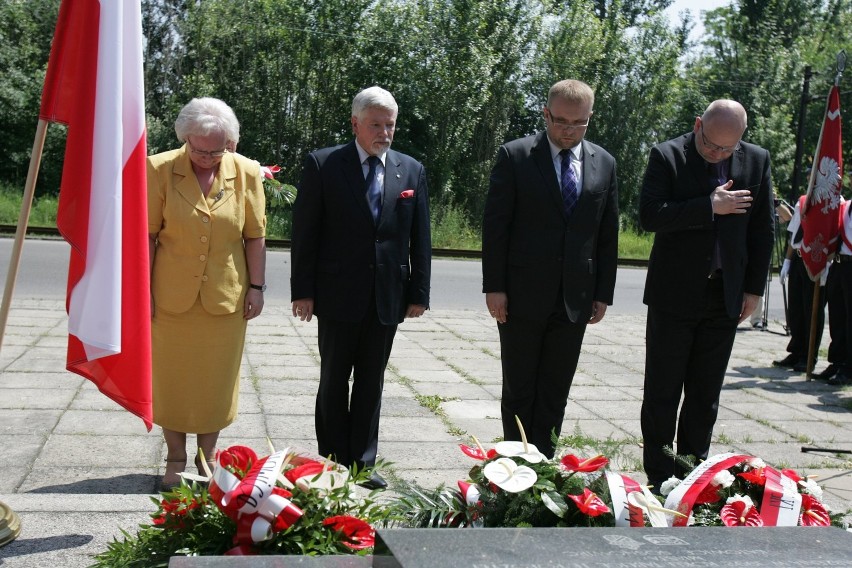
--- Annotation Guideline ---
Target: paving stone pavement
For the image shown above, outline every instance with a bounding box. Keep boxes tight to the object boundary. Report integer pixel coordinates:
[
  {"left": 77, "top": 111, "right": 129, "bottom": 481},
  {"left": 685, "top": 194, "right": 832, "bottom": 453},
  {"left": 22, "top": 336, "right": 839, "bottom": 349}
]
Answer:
[{"left": 1, "top": 298, "right": 851, "bottom": 567}]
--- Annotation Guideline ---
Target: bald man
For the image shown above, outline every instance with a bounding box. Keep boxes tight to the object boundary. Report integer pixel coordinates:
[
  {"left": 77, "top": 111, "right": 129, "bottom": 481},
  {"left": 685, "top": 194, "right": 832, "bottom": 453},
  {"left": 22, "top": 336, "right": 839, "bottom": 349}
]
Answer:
[{"left": 639, "top": 100, "right": 774, "bottom": 491}]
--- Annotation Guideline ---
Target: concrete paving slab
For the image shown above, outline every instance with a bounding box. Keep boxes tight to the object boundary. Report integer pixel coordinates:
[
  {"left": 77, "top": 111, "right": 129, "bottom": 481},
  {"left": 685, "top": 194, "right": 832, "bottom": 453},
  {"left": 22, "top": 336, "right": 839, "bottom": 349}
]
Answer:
[
  {"left": 378, "top": 417, "right": 456, "bottom": 442},
  {"left": 0, "top": 509, "right": 149, "bottom": 568},
  {"left": 448, "top": 414, "right": 503, "bottom": 438},
  {"left": 37, "top": 434, "right": 161, "bottom": 468},
  {"left": 712, "top": 419, "right": 789, "bottom": 443},
  {"left": 0, "top": 467, "right": 27, "bottom": 493},
  {"left": 255, "top": 378, "right": 318, "bottom": 396},
  {"left": 0, "top": 388, "right": 77, "bottom": 410},
  {"left": 442, "top": 400, "right": 500, "bottom": 421},
  {"left": 255, "top": 393, "right": 316, "bottom": 416},
  {"left": 0, "top": 409, "right": 61, "bottom": 434},
  {"left": 1, "top": 296, "right": 850, "bottom": 567},
  {"left": 18, "top": 467, "right": 160, "bottom": 495},
  {"left": 406, "top": 381, "right": 492, "bottom": 400}
]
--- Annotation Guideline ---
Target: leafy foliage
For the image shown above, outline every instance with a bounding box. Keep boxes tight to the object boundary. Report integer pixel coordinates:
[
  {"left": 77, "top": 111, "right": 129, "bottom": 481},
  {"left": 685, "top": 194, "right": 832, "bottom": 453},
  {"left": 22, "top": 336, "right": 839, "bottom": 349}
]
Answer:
[
  {"left": 2, "top": 0, "right": 850, "bottom": 236},
  {"left": 90, "top": 452, "right": 392, "bottom": 565}
]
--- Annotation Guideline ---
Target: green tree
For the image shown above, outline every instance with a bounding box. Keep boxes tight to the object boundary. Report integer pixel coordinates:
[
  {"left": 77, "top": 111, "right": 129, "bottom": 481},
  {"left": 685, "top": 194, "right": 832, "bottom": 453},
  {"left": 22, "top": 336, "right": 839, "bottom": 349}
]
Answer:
[
  {"left": 688, "top": 0, "right": 851, "bottom": 202},
  {"left": 533, "top": 0, "right": 687, "bottom": 224},
  {"left": 0, "top": 0, "right": 64, "bottom": 196},
  {"left": 356, "top": 0, "right": 539, "bottom": 222}
]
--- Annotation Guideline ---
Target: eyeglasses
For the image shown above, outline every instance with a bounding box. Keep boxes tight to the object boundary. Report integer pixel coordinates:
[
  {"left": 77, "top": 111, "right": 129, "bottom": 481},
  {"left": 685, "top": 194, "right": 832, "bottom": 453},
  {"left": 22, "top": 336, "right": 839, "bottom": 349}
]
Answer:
[
  {"left": 546, "top": 108, "right": 590, "bottom": 131},
  {"left": 187, "top": 141, "right": 228, "bottom": 158},
  {"left": 699, "top": 125, "right": 739, "bottom": 154}
]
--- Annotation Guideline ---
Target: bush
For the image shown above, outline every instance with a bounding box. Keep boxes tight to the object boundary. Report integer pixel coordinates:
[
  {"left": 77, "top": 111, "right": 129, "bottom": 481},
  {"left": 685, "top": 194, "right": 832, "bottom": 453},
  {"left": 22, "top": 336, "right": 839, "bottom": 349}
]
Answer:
[
  {"left": 431, "top": 201, "right": 481, "bottom": 250},
  {"left": 0, "top": 181, "right": 58, "bottom": 227}
]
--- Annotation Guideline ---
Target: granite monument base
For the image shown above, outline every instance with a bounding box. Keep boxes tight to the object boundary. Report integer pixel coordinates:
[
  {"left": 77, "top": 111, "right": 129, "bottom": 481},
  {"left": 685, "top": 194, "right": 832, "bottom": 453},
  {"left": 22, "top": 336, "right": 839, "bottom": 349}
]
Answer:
[
  {"left": 373, "top": 526, "right": 852, "bottom": 567},
  {"left": 168, "top": 557, "right": 371, "bottom": 567},
  {"left": 167, "top": 527, "right": 852, "bottom": 567}
]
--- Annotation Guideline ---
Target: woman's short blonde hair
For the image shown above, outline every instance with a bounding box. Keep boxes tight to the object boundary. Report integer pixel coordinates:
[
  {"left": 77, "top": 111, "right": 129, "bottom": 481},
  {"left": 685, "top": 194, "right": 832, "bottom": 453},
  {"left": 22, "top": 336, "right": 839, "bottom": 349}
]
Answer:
[{"left": 174, "top": 97, "right": 240, "bottom": 145}]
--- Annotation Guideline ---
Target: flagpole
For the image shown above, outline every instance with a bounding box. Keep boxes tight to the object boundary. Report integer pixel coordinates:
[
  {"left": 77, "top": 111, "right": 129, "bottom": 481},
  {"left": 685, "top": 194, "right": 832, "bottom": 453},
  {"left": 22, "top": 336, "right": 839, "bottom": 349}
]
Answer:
[
  {"left": 0, "top": 120, "right": 44, "bottom": 547},
  {"left": 0, "top": 119, "right": 48, "bottom": 354},
  {"left": 805, "top": 52, "right": 845, "bottom": 379}
]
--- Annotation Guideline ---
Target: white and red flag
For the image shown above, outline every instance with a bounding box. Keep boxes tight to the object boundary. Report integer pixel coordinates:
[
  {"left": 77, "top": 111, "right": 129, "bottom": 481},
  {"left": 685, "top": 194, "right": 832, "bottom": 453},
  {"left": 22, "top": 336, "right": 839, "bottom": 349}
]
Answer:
[
  {"left": 801, "top": 85, "right": 843, "bottom": 280},
  {"left": 39, "top": 0, "right": 152, "bottom": 429}
]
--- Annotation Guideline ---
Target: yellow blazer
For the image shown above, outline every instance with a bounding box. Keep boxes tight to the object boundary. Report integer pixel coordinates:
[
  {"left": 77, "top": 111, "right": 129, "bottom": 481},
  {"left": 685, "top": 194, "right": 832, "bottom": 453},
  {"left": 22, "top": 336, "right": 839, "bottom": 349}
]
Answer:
[{"left": 147, "top": 146, "right": 266, "bottom": 315}]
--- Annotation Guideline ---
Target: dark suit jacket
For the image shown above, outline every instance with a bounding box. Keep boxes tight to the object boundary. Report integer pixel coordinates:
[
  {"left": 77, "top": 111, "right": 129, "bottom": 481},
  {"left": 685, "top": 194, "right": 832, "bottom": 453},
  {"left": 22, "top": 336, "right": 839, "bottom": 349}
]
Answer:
[
  {"left": 290, "top": 141, "right": 431, "bottom": 325},
  {"left": 640, "top": 132, "right": 774, "bottom": 319},
  {"left": 482, "top": 132, "right": 619, "bottom": 323}
]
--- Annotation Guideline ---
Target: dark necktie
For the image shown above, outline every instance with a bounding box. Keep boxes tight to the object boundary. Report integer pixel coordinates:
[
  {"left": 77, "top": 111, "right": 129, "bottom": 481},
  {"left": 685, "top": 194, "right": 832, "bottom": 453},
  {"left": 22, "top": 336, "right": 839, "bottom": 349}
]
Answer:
[
  {"left": 560, "top": 149, "right": 578, "bottom": 218},
  {"left": 710, "top": 161, "right": 726, "bottom": 272},
  {"left": 710, "top": 161, "right": 727, "bottom": 189},
  {"left": 365, "top": 156, "right": 382, "bottom": 222}
]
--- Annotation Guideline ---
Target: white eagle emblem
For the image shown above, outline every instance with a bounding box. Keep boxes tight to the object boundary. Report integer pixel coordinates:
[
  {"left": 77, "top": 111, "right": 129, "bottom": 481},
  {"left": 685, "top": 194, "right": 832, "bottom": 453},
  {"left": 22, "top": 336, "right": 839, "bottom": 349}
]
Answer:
[{"left": 813, "top": 156, "right": 841, "bottom": 214}]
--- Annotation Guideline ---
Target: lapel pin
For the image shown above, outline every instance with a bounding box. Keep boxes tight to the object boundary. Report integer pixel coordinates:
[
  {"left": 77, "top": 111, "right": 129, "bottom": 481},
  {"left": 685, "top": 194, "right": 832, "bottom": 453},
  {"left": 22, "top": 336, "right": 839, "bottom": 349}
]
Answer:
[
  {"left": 396, "top": 174, "right": 401, "bottom": 179},
  {"left": 213, "top": 189, "right": 224, "bottom": 202}
]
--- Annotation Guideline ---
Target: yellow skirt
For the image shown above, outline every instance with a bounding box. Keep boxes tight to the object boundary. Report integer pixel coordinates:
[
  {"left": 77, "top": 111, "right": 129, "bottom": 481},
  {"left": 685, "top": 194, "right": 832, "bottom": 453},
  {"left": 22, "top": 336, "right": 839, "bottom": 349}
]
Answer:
[{"left": 152, "top": 296, "right": 247, "bottom": 433}]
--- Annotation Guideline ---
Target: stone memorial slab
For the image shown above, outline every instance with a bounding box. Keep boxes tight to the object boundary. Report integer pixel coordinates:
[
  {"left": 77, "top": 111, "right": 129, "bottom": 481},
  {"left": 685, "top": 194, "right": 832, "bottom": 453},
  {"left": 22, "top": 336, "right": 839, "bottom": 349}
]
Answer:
[
  {"left": 373, "top": 527, "right": 852, "bottom": 567},
  {"left": 168, "top": 556, "right": 372, "bottom": 567}
]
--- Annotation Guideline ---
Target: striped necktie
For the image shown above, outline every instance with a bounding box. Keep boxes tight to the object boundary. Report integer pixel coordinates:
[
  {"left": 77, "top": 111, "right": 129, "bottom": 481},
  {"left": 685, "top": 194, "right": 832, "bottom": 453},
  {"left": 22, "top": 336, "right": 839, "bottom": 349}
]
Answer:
[{"left": 560, "top": 149, "right": 578, "bottom": 218}]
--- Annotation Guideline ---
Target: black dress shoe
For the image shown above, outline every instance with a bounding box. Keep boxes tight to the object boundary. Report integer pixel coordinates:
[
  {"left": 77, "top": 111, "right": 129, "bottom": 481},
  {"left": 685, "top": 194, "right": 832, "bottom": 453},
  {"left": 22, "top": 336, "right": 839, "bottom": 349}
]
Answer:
[
  {"left": 772, "top": 354, "right": 799, "bottom": 368},
  {"left": 793, "top": 359, "right": 809, "bottom": 373},
  {"left": 828, "top": 369, "right": 852, "bottom": 386},
  {"left": 816, "top": 364, "right": 838, "bottom": 380},
  {"left": 358, "top": 472, "right": 388, "bottom": 490}
]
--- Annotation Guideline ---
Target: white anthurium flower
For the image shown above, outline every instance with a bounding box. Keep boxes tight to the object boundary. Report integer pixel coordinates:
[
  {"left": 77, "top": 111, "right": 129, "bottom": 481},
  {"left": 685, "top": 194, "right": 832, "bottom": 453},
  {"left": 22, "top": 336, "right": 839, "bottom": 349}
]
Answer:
[
  {"left": 711, "top": 470, "right": 735, "bottom": 488},
  {"left": 295, "top": 470, "right": 349, "bottom": 495},
  {"left": 627, "top": 491, "right": 688, "bottom": 524},
  {"left": 493, "top": 415, "right": 547, "bottom": 464},
  {"left": 799, "top": 478, "right": 824, "bottom": 501},
  {"left": 483, "top": 457, "right": 537, "bottom": 492},
  {"left": 726, "top": 494, "right": 754, "bottom": 509},
  {"left": 494, "top": 441, "right": 546, "bottom": 464},
  {"left": 659, "top": 476, "right": 681, "bottom": 496}
]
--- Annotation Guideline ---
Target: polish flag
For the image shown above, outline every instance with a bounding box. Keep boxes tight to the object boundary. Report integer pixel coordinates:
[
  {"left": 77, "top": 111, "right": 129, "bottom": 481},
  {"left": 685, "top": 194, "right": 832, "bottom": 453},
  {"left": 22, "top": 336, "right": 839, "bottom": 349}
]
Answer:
[
  {"left": 39, "top": 0, "right": 152, "bottom": 429},
  {"left": 801, "top": 85, "right": 843, "bottom": 280}
]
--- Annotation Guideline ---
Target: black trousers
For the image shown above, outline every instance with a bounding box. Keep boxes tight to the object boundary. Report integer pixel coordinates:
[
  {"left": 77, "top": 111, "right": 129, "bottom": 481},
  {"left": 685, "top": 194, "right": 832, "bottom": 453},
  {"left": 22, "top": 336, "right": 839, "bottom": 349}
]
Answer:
[
  {"left": 498, "top": 300, "right": 587, "bottom": 458},
  {"left": 641, "top": 278, "right": 738, "bottom": 486},
  {"left": 826, "top": 262, "right": 849, "bottom": 368},
  {"left": 786, "top": 254, "right": 825, "bottom": 360},
  {"left": 315, "top": 300, "right": 397, "bottom": 469}
]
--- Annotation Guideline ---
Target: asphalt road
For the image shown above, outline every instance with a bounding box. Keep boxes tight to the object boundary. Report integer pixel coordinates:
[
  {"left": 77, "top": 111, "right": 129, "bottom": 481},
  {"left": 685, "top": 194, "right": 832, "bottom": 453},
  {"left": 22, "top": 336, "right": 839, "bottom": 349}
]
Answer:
[{"left": 0, "top": 236, "right": 787, "bottom": 321}]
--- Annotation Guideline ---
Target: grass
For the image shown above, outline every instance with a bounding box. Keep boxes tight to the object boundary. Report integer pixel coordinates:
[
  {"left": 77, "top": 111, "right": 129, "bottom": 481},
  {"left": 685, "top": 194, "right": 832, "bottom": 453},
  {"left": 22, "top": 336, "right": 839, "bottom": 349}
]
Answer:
[
  {"left": 0, "top": 184, "right": 655, "bottom": 259},
  {"left": 618, "top": 226, "right": 654, "bottom": 259},
  {"left": 389, "top": 364, "right": 468, "bottom": 439},
  {"left": 0, "top": 182, "right": 58, "bottom": 227}
]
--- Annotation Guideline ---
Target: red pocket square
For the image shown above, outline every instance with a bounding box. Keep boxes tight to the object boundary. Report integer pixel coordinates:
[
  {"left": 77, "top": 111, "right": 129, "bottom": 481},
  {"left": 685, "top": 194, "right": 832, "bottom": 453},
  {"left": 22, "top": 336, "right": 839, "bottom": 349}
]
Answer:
[{"left": 399, "top": 189, "right": 415, "bottom": 199}]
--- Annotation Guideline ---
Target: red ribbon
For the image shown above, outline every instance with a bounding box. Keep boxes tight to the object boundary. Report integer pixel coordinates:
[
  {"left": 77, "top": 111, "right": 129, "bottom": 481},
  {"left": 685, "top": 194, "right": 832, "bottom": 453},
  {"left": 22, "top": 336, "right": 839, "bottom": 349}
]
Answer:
[
  {"left": 664, "top": 453, "right": 750, "bottom": 527},
  {"left": 209, "top": 449, "right": 304, "bottom": 552}
]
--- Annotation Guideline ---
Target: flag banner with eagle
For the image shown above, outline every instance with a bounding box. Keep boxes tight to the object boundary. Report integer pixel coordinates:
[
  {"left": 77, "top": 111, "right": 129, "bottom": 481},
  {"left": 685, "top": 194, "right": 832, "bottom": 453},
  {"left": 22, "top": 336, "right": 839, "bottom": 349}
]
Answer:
[{"left": 801, "top": 85, "right": 843, "bottom": 280}]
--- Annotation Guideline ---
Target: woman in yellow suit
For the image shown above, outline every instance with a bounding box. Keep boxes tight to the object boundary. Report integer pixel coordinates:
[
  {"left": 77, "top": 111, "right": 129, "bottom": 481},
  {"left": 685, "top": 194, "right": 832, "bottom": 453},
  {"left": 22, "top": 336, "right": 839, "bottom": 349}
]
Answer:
[{"left": 147, "top": 98, "right": 267, "bottom": 489}]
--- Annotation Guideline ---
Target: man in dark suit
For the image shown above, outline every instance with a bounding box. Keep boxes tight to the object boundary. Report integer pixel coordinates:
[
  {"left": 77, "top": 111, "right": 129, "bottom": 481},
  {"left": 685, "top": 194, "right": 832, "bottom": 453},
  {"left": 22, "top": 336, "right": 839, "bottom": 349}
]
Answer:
[
  {"left": 482, "top": 79, "right": 619, "bottom": 458},
  {"left": 639, "top": 100, "right": 774, "bottom": 491},
  {"left": 290, "top": 86, "right": 431, "bottom": 489}
]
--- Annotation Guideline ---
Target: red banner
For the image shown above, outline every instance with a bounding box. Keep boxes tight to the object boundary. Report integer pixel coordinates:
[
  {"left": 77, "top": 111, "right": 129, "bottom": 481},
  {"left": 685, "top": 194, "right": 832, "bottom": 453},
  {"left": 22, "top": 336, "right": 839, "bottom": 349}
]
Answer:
[{"left": 801, "top": 85, "right": 843, "bottom": 280}]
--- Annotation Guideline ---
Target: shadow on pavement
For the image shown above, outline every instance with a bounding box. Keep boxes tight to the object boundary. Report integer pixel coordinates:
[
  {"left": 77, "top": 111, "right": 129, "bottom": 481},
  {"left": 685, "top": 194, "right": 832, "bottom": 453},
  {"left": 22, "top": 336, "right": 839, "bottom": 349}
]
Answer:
[
  {"left": 27, "top": 474, "right": 157, "bottom": 495},
  {"left": 0, "top": 534, "right": 93, "bottom": 559}
]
